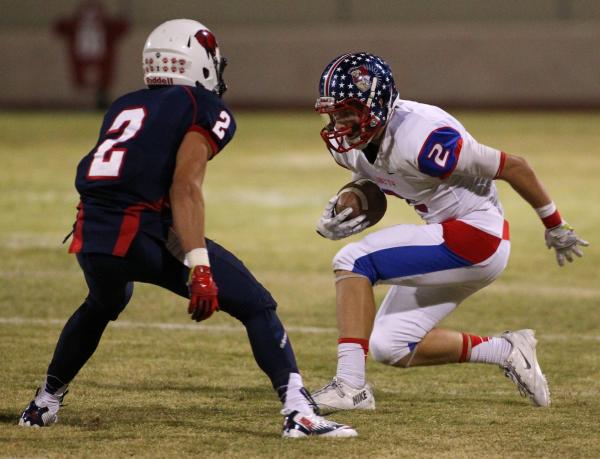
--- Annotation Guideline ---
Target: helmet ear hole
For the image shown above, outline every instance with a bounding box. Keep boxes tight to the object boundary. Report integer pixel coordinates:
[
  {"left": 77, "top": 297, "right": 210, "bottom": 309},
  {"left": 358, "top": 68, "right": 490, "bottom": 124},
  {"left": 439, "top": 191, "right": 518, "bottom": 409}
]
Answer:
[{"left": 142, "top": 19, "right": 225, "bottom": 92}]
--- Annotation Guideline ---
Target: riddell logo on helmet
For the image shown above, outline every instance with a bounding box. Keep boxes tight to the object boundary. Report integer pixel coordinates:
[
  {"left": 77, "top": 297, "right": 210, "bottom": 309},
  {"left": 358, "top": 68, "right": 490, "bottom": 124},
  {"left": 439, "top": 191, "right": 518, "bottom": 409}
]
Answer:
[{"left": 145, "top": 76, "right": 174, "bottom": 85}]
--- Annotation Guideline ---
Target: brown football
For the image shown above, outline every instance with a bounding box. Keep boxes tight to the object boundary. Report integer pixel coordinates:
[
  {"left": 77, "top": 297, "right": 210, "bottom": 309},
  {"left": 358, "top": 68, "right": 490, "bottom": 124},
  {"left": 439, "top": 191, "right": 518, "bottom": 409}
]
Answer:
[{"left": 334, "top": 178, "right": 387, "bottom": 227}]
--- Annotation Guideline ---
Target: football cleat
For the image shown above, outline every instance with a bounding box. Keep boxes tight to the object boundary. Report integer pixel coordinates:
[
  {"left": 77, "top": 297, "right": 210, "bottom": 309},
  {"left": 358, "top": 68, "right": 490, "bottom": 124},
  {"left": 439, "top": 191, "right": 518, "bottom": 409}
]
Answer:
[
  {"left": 281, "top": 410, "right": 357, "bottom": 438},
  {"left": 311, "top": 377, "right": 375, "bottom": 415},
  {"left": 501, "top": 329, "right": 550, "bottom": 407},
  {"left": 18, "top": 388, "right": 68, "bottom": 428}
]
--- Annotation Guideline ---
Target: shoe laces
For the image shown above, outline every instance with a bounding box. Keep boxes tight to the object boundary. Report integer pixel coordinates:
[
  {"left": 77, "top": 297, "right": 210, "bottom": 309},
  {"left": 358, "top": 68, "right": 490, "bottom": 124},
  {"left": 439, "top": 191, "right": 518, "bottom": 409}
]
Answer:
[
  {"left": 34, "top": 386, "right": 69, "bottom": 408},
  {"left": 502, "top": 365, "right": 530, "bottom": 399},
  {"left": 299, "top": 387, "right": 319, "bottom": 414},
  {"left": 314, "top": 377, "right": 346, "bottom": 398},
  {"left": 504, "top": 367, "right": 529, "bottom": 397}
]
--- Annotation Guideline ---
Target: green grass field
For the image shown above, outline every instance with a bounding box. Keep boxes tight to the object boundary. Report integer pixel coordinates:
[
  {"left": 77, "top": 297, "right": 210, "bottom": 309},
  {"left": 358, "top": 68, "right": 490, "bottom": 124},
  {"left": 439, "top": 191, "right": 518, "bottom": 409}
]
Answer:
[{"left": 1, "top": 110, "right": 599, "bottom": 458}]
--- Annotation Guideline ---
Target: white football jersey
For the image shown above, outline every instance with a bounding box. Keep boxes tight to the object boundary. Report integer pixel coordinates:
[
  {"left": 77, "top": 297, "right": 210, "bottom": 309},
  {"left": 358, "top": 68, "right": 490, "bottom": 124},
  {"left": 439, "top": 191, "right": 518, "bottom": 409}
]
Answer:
[{"left": 329, "top": 99, "right": 506, "bottom": 238}]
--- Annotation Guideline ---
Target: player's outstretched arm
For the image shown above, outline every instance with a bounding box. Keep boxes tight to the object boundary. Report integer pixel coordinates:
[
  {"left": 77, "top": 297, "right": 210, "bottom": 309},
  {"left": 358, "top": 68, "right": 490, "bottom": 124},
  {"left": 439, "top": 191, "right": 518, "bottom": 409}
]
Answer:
[
  {"left": 170, "top": 131, "right": 219, "bottom": 320},
  {"left": 497, "top": 153, "right": 589, "bottom": 266}
]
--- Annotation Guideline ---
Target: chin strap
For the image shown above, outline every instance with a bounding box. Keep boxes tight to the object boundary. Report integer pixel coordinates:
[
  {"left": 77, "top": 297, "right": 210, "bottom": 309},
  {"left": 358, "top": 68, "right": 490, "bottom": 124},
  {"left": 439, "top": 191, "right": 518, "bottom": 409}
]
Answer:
[{"left": 194, "top": 56, "right": 228, "bottom": 97}]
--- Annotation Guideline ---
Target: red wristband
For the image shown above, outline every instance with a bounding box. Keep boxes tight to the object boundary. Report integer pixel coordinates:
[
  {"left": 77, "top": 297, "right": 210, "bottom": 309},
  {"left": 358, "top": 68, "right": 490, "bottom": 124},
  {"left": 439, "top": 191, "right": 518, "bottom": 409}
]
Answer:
[
  {"left": 536, "top": 202, "right": 562, "bottom": 229},
  {"left": 541, "top": 210, "right": 562, "bottom": 229}
]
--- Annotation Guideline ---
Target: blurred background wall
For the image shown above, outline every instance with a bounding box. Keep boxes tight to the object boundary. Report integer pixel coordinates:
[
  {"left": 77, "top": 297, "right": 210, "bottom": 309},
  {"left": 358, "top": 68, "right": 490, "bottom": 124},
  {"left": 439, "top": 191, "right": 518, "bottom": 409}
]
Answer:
[{"left": 2, "top": 0, "right": 600, "bottom": 109}]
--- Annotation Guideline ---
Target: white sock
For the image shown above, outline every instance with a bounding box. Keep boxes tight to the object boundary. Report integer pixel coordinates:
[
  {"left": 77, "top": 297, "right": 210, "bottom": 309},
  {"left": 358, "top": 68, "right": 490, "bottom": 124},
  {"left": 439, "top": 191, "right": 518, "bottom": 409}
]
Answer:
[
  {"left": 469, "top": 337, "right": 512, "bottom": 364},
  {"left": 35, "top": 388, "right": 62, "bottom": 409},
  {"left": 282, "top": 373, "right": 313, "bottom": 414},
  {"left": 336, "top": 342, "right": 366, "bottom": 388}
]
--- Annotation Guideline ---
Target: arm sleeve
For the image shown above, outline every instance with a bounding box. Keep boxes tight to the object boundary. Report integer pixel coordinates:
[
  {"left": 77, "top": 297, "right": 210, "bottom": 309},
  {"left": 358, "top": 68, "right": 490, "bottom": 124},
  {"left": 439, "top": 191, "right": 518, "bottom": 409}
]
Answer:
[
  {"left": 416, "top": 127, "right": 463, "bottom": 179},
  {"left": 454, "top": 136, "right": 505, "bottom": 179},
  {"left": 416, "top": 126, "right": 504, "bottom": 179},
  {"left": 182, "top": 87, "right": 237, "bottom": 158}
]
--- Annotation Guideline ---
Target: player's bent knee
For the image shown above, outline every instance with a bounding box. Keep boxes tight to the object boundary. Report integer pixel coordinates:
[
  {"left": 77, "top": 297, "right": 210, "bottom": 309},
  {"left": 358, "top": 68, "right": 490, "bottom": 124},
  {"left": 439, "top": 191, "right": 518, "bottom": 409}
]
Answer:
[
  {"left": 85, "top": 282, "right": 133, "bottom": 321},
  {"left": 370, "top": 332, "right": 415, "bottom": 367},
  {"left": 222, "top": 292, "right": 278, "bottom": 322},
  {"left": 332, "top": 243, "right": 376, "bottom": 283},
  {"left": 332, "top": 243, "right": 358, "bottom": 270},
  {"left": 369, "top": 334, "right": 396, "bottom": 366}
]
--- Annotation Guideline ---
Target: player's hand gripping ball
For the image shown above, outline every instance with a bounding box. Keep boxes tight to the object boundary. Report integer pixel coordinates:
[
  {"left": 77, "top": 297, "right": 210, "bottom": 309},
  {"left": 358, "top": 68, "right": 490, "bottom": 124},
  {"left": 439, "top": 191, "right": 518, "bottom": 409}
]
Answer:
[
  {"left": 316, "top": 179, "right": 387, "bottom": 240},
  {"left": 334, "top": 179, "right": 387, "bottom": 227}
]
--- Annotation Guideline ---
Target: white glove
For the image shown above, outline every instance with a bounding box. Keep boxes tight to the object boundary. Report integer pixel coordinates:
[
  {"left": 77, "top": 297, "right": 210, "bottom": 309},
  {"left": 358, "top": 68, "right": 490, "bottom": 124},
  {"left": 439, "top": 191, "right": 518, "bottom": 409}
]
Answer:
[
  {"left": 316, "top": 195, "right": 369, "bottom": 240},
  {"left": 544, "top": 222, "right": 589, "bottom": 267}
]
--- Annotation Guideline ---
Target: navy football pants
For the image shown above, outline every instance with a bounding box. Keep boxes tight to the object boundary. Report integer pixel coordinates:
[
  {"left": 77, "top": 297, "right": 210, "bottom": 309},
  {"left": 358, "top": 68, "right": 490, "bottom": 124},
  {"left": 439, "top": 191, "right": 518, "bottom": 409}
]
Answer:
[{"left": 47, "top": 232, "right": 299, "bottom": 400}]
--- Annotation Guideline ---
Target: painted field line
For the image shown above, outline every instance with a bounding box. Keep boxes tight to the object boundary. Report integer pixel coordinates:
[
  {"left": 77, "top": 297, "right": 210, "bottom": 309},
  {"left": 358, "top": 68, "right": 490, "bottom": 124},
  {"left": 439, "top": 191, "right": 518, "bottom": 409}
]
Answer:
[
  {"left": 0, "top": 316, "right": 336, "bottom": 334},
  {"left": 1, "top": 317, "right": 600, "bottom": 342}
]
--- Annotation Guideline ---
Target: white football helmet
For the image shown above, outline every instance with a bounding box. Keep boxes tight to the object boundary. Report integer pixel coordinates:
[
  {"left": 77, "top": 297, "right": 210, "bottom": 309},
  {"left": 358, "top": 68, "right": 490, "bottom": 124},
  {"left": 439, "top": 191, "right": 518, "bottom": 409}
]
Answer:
[{"left": 142, "top": 19, "right": 227, "bottom": 95}]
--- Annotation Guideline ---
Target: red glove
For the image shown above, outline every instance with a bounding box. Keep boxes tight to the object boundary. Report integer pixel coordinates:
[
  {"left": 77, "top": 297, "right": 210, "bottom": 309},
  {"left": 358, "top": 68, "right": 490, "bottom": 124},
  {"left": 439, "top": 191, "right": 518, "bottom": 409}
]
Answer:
[{"left": 187, "top": 265, "right": 219, "bottom": 321}]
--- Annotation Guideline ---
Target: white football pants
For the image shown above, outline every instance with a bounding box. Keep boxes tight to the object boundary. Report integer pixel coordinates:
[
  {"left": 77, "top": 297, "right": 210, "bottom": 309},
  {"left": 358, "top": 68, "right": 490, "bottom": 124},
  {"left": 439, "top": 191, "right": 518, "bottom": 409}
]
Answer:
[{"left": 333, "top": 222, "right": 510, "bottom": 365}]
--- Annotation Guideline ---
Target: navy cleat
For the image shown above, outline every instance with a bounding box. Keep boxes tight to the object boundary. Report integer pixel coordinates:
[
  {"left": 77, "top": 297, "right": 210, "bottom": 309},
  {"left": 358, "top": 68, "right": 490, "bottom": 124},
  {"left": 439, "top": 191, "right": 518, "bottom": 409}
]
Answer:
[
  {"left": 281, "top": 410, "right": 357, "bottom": 438},
  {"left": 18, "top": 388, "right": 68, "bottom": 428}
]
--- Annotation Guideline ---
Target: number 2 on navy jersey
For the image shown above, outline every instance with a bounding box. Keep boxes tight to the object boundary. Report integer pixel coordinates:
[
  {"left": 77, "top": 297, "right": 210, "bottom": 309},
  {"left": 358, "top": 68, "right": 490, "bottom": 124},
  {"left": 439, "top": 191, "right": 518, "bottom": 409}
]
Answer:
[
  {"left": 87, "top": 107, "right": 147, "bottom": 179},
  {"left": 211, "top": 110, "right": 231, "bottom": 140}
]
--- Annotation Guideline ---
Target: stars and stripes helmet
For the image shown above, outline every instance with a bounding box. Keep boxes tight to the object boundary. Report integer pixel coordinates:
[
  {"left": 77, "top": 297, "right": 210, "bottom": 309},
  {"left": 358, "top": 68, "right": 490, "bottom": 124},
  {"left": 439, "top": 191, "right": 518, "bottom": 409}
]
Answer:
[
  {"left": 143, "top": 19, "right": 227, "bottom": 96},
  {"left": 315, "top": 52, "right": 398, "bottom": 152}
]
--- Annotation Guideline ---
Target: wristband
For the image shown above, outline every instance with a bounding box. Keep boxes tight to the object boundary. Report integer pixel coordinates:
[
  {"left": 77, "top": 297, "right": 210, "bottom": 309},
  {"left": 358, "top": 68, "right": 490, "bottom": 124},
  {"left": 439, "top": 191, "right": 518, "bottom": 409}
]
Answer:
[
  {"left": 185, "top": 248, "right": 210, "bottom": 267},
  {"left": 535, "top": 202, "right": 562, "bottom": 229}
]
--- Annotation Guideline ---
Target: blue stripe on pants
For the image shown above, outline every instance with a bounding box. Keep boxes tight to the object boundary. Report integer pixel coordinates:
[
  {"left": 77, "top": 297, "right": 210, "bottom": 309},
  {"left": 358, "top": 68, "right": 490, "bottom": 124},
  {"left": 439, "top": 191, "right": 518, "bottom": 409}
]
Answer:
[{"left": 352, "top": 243, "right": 472, "bottom": 284}]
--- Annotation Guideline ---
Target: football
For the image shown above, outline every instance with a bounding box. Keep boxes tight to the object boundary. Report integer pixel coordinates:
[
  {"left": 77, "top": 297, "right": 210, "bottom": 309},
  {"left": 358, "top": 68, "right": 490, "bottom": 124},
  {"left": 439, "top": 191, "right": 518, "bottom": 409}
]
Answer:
[{"left": 334, "top": 178, "right": 387, "bottom": 227}]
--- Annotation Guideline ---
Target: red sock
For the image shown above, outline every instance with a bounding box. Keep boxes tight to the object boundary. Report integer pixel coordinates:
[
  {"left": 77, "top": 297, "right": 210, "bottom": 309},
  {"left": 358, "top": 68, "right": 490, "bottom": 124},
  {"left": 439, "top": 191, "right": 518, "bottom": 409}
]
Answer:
[{"left": 459, "top": 333, "right": 490, "bottom": 362}]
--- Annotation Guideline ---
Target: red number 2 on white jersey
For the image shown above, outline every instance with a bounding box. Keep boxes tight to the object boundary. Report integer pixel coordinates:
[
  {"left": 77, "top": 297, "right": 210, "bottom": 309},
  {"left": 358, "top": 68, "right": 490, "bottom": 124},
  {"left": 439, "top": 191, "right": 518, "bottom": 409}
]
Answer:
[{"left": 87, "top": 107, "right": 147, "bottom": 179}]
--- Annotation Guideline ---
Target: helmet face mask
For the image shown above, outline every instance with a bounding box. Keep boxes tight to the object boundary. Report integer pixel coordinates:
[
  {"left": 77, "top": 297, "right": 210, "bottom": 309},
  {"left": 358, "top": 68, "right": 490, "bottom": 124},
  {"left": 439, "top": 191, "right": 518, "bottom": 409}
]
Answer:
[
  {"left": 316, "top": 97, "right": 381, "bottom": 152},
  {"left": 142, "top": 19, "right": 227, "bottom": 96},
  {"left": 315, "top": 53, "right": 398, "bottom": 153}
]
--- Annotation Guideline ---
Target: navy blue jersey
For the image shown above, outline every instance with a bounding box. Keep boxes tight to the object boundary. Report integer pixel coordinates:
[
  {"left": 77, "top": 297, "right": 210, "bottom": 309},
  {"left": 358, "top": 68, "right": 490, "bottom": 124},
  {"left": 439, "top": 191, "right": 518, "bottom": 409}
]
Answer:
[{"left": 69, "top": 85, "right": 236, "bottom": 256}]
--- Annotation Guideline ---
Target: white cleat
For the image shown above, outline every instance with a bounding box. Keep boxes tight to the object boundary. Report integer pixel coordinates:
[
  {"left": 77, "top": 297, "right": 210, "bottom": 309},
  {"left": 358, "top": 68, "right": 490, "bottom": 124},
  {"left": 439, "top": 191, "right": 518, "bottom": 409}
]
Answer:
[
  {"left": 18, "top": 400, "right": 59, "bottom": 427},
  {"left": 18, "top": 387, "right": 68, "bottom": 427},
  {"left": 312, "top": 377, "right": 375, "bottom": 415},
  {"left": 501, "top": 329, "right": 551, "bottom": 407},
  {"left": 282, "top": 410, "right": 357, "bottom": 438}
]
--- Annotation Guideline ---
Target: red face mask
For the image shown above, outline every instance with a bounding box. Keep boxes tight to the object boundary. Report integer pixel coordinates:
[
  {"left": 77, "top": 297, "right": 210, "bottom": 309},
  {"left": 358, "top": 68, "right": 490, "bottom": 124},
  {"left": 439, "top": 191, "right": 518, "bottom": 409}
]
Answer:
[{"left": 315, "top": 97, "right": 381, "bottom": 153}]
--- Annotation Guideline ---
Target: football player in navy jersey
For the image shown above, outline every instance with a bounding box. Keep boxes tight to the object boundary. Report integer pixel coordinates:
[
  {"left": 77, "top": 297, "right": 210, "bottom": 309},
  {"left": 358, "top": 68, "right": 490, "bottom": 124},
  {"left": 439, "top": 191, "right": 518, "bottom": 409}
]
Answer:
[{"left": 18, "top": 19, "right": 356, "bottom": 438}]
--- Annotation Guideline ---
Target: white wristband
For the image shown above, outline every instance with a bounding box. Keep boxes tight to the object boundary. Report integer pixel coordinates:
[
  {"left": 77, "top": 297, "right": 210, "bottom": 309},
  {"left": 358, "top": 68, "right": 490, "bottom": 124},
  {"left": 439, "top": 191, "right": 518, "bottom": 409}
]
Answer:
[
  {"left": 185, "top": 248, "right": 210, "bottom": 268},
  {"left": 535, "top": 202, "right": 556, "bottom": 218}
]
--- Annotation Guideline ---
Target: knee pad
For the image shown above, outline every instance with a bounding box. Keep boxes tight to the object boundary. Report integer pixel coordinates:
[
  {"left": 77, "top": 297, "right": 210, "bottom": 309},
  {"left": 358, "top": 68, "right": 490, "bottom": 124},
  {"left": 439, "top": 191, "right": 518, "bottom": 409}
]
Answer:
[
  {"left": 332, "top": 242, "right": 366, "bottom": 276},
  {"left": 332, "top": 243, "right": 359, "bottom": 272},
  {"left": 369, "top": 332, "right": 395, "bottom": 366},
  {"left": 333, "top": 242, "right": 377, "bottom": 284},
  {"left": 223, "top": 291, "right": 277, "bottom": 322},
  {"left": 369, "top": 330, "right": 415, "bottom": 367},
  {"left": 85, "top": 282, "right": 133, "bottom": 321}
]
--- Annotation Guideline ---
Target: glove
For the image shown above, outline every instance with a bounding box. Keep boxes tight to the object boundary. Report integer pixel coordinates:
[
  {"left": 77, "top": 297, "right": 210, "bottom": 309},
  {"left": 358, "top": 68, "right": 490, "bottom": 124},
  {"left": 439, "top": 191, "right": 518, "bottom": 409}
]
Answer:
[
  {"left": 187, "top": 265, "right": 219, "bottom": 321},
  {"left": 544, "top": 222, "right": 589, "bottom": 267},
  {"left": 316, "top": 195, "right": 369, "bottom": 240}
]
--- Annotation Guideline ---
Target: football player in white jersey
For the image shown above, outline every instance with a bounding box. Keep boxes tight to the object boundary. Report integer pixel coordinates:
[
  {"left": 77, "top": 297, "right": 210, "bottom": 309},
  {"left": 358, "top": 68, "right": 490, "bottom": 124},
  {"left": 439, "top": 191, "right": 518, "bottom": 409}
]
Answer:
[{"left": 311, "top": 52, "right": 588, "bottom": 414}]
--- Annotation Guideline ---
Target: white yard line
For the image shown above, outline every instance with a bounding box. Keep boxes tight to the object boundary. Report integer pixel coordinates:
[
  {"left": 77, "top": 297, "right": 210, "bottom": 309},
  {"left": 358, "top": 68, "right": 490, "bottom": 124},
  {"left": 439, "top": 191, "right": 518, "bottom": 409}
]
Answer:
[
  {"left": 0, "top": 316, "right": 336, "bottom": 334},
  {"left": 1, "top": 316, "right": 599, "bottom": 341}
]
